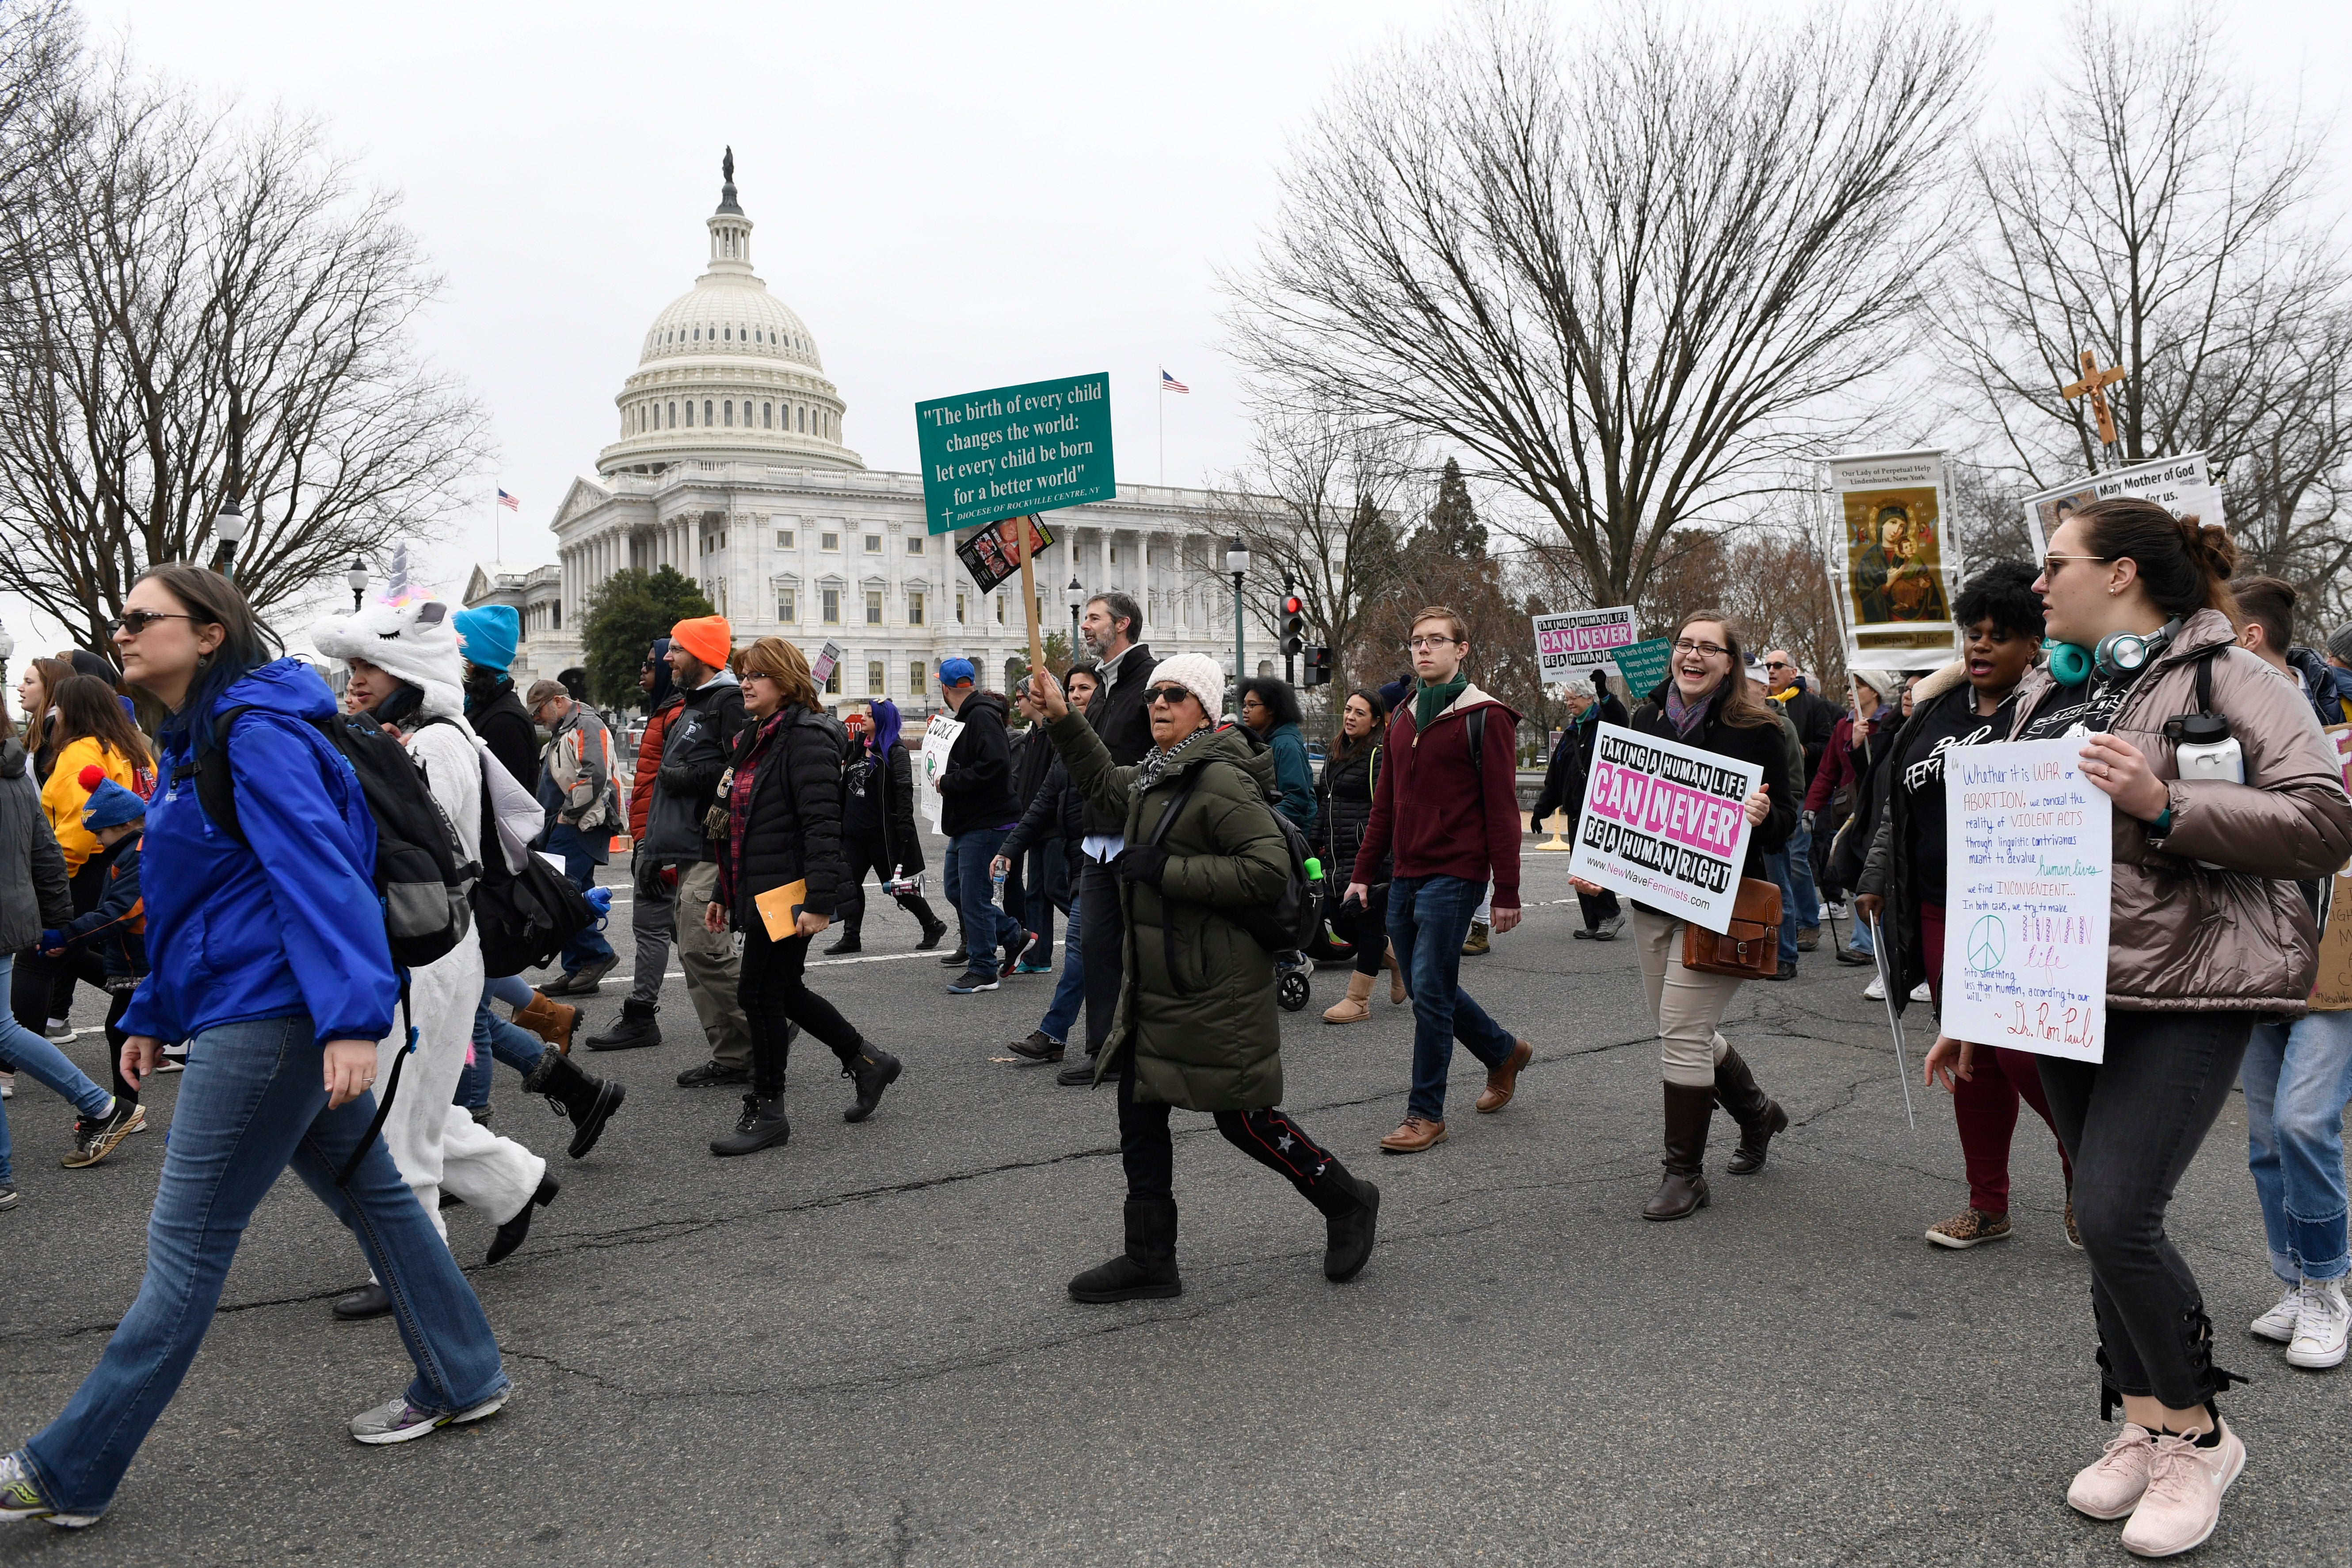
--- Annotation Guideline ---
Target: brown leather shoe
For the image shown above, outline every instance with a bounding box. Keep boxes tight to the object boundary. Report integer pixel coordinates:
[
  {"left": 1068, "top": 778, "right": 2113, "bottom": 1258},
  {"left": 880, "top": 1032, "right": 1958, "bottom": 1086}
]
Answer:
[
  {"left": 514, "top": 991, "right": 580, "bottom": 1055},
  {"left": 1475, "top": 1038, "right": 1533, "bottom": 1114},
  {"left": 1378, "top": 1115, "right": 1448, "bottom": 1154}
]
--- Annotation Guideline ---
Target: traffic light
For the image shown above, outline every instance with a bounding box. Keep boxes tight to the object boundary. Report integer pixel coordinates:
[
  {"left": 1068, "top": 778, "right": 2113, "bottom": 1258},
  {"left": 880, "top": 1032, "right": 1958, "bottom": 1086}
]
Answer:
[
  {"left": 1280, "top": 590, "right": 1306, "bottom": 658},
  {"left": 1302, "top": 646, "right": 1332, "bottom": 687}
]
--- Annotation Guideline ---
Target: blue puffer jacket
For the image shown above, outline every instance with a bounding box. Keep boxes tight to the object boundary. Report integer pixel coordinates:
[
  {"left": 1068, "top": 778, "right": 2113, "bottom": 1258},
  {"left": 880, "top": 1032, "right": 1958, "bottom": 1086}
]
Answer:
[{"left": 118, "top": 659, "right": 396, "bottom": 1049}]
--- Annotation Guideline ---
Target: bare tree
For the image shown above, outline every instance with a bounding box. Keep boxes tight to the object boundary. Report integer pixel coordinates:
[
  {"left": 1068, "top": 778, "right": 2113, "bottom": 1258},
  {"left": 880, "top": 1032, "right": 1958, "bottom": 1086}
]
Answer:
[
  {"left": 1193, "top": 403, "right": 1414, "bottom": 703},
  {"left": 0, "top": 57, "right": 490, "bottom": 651},
  {"left": 1229, "top": 3, "right": 1981, "bottom": 610},
  {"left": 1941, "top": 3, "right": 2352, "bottom": 628}
]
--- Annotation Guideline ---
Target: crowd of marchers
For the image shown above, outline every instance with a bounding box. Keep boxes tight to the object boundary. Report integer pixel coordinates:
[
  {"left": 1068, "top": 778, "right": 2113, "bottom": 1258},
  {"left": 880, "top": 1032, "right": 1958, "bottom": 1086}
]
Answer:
[{"left": 4, "top": 497, "right": 2352, "bottom": 1560}]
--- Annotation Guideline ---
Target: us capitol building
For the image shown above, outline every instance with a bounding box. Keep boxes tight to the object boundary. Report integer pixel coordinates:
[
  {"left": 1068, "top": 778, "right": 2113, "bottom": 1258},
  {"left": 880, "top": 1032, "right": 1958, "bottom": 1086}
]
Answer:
[{"left": 465, "top": 155, "right": 1249, "bottom": 713}]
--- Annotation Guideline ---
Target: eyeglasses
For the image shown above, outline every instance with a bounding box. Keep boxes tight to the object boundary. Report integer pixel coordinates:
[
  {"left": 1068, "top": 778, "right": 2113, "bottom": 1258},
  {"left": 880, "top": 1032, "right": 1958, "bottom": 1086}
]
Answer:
[
  {"left": 2042, "top": 553, "right": 2108, "bottom": 577},
  {"left": 108, "top": 610, "right": 194, "bottom": 636},
  {"left": 1672, "top": 638, "right": 1730, "bottom": 658},
  {"left": 1142, "top": 684, "right": 1193, "bottom": 706},
  {"left": 1406, "top": 634, "right": 1462, "bottom": 650}
]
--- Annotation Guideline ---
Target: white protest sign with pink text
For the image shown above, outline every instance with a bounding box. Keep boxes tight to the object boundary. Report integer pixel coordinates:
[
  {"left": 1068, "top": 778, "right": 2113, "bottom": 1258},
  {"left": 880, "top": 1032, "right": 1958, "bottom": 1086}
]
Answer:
[{"left": 1568, "top": 722, "right": 1762, "bottom": 934}]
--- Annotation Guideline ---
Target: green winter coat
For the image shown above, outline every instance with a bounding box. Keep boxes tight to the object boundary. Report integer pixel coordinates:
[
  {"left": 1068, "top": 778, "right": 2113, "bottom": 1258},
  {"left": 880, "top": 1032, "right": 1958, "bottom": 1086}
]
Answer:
[{"left": 1047, "top": 711, "right": 1290, "bottom": 1111}]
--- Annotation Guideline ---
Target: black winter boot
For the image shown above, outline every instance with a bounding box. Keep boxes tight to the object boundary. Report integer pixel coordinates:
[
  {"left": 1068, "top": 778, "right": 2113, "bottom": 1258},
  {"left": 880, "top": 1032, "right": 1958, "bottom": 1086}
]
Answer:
[
  {"left": 485, "top": 1173, "right": 560, "bottom": 1263},
  {"left": 1643, "top": 1082, "right": 1716, "bottom": 1221},
  {"left": 906, "top": 896, "right": 949, "bottom": 950},
  {"left": 1305, "top": 1161, "right": 1381, "bottom": 1282},
  {"left": 1713, "top": 1045, "right": 1788, "bottom": 1175},
  {"left": 524, "top": 1047, "right": 627, "bottom": 1160},
  {"left": 710, "top": 1093, "right": 790, "bottom": 1156},
  {"left": 839, "top": 1040, "right": 902, "bottom": 1123},
  {"left": 824, "top": 919, "right": 862, "bottom": 956},
  {"left": 1068, "top": 1197, "right": 1182, "bottom": 1303},
  {"left": 585, "top": 998, "right": 662, "bottom": 1052}
]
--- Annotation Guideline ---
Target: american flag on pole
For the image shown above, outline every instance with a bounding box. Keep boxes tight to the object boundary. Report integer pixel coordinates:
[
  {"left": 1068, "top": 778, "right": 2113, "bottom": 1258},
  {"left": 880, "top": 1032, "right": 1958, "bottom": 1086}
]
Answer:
[
  {"left": 1159, "top": 369, "right": 1189, "bottom": 394},
  {"left": 496, "top": 488, "right": 519, "bottom": 511}
]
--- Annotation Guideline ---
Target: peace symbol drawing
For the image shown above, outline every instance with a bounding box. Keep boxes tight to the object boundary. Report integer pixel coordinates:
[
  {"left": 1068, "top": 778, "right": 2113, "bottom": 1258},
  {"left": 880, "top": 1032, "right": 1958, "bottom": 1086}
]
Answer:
[{"left": 1966, "top": 915, "right": 2006, "bottom": 973}]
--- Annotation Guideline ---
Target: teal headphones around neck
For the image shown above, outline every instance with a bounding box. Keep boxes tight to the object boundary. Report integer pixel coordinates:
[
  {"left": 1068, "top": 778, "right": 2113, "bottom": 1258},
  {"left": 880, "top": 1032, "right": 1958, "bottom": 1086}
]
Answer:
[{"left": 2042, "top": 618, "right": 2183, "bottom": 687}]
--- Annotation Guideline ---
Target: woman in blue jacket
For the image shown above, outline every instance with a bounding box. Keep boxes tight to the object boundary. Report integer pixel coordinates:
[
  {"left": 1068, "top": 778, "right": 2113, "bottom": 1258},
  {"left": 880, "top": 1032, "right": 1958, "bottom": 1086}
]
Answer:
[
  {"left": 1238, "top": 676, "right": 1315, "bottom": 833},
  {"left": 1, "top": 566, "right": 509, "bottom": 1530}
]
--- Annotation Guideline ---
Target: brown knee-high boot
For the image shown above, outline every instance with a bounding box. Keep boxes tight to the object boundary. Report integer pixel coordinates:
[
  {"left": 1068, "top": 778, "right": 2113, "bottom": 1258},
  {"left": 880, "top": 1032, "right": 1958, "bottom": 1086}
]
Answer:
[
  {"left": 1713, "top": 1045, "right": 1788, "bottom": 1175},
  {"left": 1644, "top": 1082, "right": 1715, "bottom": 1221}
]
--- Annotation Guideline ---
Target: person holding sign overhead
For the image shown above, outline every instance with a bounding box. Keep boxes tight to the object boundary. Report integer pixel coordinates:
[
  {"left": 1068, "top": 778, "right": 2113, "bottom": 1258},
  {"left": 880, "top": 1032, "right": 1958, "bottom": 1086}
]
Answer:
[
  {"left": 704, "top": 638, "right": 903, "bottom": 1157},
  {"left": 1923, "top": 500, "right": 2352, "bottom": 1558},
  {"left": 1855, "top": 562, "right": 2077, "bottom": 1253},
  {"left": 1587, "top": 612, "right": 1796, "bottom": 1221}
]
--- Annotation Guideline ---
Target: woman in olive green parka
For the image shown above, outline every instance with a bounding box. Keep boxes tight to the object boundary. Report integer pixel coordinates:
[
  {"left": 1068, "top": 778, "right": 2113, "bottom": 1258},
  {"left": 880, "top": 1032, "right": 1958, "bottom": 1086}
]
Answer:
[{"left": 1031, "top": 653, "right": 1379, "bottom": 1303}]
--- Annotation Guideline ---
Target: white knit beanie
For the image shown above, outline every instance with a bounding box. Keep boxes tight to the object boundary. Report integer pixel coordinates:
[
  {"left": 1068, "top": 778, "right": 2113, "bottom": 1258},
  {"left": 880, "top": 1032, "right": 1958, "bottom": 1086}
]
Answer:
[
  {"left": 1149, "top": 652, "right": 1225, "bottom": 716},
  {"left": 309, "top": 599, "right": 467, "bottom": 720},
  {"left": 1849, "top": 668, "right": 1902, "bottom": 699}
]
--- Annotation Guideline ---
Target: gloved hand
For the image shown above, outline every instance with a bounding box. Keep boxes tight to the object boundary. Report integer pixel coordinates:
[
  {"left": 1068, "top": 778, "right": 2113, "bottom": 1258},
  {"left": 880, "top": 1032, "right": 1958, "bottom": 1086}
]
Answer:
[
  {"left": 585, "top": 885, "right": 614, "bottom": 930},
  {"left": 39, "top": 928, "right": 64, "bottom": 956},
  {"left": 1113, "top": 845, "right": 1168, "bottom": 887},
  {"left": 1803, "top": 809, "right": 1816, "bottom": 833}
]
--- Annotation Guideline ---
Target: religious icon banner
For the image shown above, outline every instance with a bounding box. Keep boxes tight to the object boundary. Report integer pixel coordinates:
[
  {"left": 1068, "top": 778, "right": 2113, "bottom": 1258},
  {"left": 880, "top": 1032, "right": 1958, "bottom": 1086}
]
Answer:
[
  {"left": 2019, "top": 453, "right": 2216, "bottom": 561},
  {"left": 1824, "top": 450, "right": 1963, "bottom": 672}
]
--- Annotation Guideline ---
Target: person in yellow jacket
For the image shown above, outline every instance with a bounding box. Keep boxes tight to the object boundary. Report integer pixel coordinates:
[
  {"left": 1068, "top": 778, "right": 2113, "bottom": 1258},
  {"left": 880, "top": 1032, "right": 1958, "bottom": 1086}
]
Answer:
[
  {"left": 26, "top": 676, "right": 154, "bottom": 1047},
  {"left": 38, "top": 678, "right": 154, "bottom": 874}
]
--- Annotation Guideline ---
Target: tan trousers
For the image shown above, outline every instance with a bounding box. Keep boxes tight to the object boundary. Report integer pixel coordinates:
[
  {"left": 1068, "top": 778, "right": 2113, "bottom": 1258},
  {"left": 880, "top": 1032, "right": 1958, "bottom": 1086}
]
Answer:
[
  {"left": 1631, "top": 907, "right": 1744, "bottom": 1089},
  {"left": 676, "top": 858, "right": 752, "bottom": 1069}
]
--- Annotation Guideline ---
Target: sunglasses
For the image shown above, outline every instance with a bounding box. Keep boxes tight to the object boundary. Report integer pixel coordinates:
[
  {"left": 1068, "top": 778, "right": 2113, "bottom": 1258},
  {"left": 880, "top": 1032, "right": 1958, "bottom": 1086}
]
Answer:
[
  {"left": 2042, "top": 553, "right": 2108, "bottom": 576},
  {"left": 1142, "top": 684, "right": 1194, "bottom": 706},
  {"left": 108, "top": 610, "right": 196, "bottom": 636}
]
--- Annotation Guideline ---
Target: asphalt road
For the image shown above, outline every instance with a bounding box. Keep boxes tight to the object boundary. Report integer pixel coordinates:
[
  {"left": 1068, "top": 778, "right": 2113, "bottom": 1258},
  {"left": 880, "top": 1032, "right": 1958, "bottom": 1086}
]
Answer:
[{"left": 3, "top": 838, "right": 2345, "bottom": 1565}]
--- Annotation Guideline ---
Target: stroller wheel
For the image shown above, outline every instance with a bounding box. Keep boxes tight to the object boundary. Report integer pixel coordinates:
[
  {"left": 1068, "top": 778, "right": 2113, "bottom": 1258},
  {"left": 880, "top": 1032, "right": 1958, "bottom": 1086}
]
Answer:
[{"left": 1279, "top": 971, "right": 1311, "bottom": 1012}]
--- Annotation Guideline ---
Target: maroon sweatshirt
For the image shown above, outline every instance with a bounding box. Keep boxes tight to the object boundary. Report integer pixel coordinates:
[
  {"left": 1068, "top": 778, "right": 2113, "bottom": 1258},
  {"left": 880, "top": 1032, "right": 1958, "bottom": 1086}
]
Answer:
[{"left": 1354, "top": 686, "right": 1523, "bottom": 910}]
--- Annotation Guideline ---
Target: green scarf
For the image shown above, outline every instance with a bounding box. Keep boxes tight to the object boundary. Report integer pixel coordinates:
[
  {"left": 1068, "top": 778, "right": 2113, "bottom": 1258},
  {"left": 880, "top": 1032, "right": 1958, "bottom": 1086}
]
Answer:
[{"left": 1413, "top": 675, "right": 1468, "bottom": 734}]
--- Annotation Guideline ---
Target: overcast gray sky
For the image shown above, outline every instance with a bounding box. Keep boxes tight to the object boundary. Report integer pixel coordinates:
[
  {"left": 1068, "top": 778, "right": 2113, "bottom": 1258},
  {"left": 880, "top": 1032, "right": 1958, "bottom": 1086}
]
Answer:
[{"left": 15, "top": 0, "right": 2348, "bottom": 651}]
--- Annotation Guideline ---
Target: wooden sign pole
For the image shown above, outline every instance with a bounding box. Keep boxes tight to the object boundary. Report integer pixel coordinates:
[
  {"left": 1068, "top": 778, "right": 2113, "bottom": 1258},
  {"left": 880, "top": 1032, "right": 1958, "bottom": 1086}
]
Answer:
[{"left": 1016, "top": 515, "right": 1044, "bottom": 691}]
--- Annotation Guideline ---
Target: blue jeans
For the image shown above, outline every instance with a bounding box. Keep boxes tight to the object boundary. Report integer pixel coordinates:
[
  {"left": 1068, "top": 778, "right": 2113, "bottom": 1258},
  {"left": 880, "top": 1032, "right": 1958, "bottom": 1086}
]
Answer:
[
  {"left": 2242, "top": 1010, "right": 2352, "bottom": 1283},
  {"left": 457, "top": 980, "right": 549, "bottom": 1113},
  {"left": 549, "top": 827, "right": 613, "bottom": 972},
  {"left": 0, "top": 955, "right": 114, "bottom": 1183},
  {"left": 1038, "top": 893, "right": 1086, "bottom": 1043},
  {"left": 1387, "top": 874, "right": 1517, "bottom": 1121},
  {"left": 18, "top": 1013, "right": 507, "bottom": 1515},
  {"left": 944, "top": 826, "right": 1025, "bottom": 978},
  {"left": 1006, "top": 843, "right": 1060, "bottom": 966}
]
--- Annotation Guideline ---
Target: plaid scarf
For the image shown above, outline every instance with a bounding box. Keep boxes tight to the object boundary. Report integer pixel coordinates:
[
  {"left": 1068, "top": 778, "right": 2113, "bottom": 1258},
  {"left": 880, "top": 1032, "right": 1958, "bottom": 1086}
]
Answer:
[
  {"left": 1663, "top": 680, "right": 1716, "bottom": 740},
  {"left": 717, "top": 710, "right": 789, "bottom": 912}
]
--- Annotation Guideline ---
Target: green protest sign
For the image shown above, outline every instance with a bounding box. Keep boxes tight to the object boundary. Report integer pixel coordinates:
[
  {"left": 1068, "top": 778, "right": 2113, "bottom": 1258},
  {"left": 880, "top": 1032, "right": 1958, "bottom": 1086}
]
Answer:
[
  {"left": 1614, "top": 636, "right": 1672, "bottom": 695},
  {"left": 915, "top": 372, "right": 1114, "bottom": 535}
]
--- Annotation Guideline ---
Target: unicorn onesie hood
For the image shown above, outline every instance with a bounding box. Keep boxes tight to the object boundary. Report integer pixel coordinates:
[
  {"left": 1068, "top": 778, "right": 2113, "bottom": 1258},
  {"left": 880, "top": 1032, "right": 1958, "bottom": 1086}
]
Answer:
[{"left": 309, "top": 597, "right": 472, "bottom": 725}]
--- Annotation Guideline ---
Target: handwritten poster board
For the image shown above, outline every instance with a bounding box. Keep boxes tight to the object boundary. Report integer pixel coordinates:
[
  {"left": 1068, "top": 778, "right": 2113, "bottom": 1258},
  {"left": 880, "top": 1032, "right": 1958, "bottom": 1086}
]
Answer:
[
  {"left": 1823, "top": 449, "right": 1963, "bottom": 672},
  {"left": 918, "top": 713, "right": 964, "bottom": 835},
  {"left": 1941, "top": 739, "right": 2112, "bottom": 1063},
  {"left": 2312, "top": 725, "right": 2352, "bottom": 1011},
  {"left": 1569, "top": 723, "right": 1762, "bottom": 934},
  {"left": 1532, "top": 606, "right": 1637, "bottom": 685}
]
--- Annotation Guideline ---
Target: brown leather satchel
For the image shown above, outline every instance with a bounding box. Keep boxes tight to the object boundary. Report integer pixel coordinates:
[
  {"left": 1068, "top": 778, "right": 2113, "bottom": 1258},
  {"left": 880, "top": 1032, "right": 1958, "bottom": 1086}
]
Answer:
[{"left": 1680, "top": 877, "right": 1783, "bottom": 979}]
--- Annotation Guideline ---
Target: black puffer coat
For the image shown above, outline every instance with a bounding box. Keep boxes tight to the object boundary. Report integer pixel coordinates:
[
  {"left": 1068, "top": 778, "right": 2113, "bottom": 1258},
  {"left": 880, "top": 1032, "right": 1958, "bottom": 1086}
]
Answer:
[
  {"left": 1314, "top": 741, "right": 1387, "bottom": 885},
  {"left": 716, "top": 704, "right": 850, "bottom": 924},
  {"left": 1002, "top": 755, "right": 1084, "bottom": 894},
  {"left": 465, "top": 674, "right": 539, "bottom": 794},
  {"left": 857, "top": 738, "right": 926, "bottom": 877}
]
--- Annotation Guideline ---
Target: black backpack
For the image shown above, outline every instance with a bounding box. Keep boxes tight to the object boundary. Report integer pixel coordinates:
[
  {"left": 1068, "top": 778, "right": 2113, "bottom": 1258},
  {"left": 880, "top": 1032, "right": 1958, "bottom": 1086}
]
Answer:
[
  {"left": 468, "top": 761, "right": 598, "bottom": 977},
  {"left": 193, "top": 706, "right": 477, "bottom": 969}
]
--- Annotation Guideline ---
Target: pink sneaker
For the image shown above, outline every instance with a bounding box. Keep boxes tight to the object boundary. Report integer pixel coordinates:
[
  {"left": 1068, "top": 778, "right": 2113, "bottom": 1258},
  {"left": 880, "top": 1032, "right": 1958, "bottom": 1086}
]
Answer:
[
  {"left": 2066, "top": 1423, "right": 2155, "bottom": 1520},
  {"left": 2119, "top": 1422, "right": 2244, "bottom": 1559}
]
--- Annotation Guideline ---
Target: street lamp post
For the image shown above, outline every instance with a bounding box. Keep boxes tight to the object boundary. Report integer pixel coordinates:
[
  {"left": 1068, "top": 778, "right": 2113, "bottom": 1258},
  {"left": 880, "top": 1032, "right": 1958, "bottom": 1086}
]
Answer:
[
  {"left": 346, "top": 557, "right": 368, "bottom": 610},
  {"left": 211, "top": 488, "right": 246, "bottom": 582},
  {"left": 1065, "top": 573, "right": 1085, "bottom": 657},
  {"left": 1224, "top": 536, "right": 1250, "bottom": 699}
]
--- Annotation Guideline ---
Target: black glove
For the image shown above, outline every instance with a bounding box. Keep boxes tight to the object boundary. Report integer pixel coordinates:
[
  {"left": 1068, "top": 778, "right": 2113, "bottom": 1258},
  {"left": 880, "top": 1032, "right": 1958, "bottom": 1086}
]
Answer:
[{"left": 1113, "top": 845, "right": 1168, "bottom": 887}]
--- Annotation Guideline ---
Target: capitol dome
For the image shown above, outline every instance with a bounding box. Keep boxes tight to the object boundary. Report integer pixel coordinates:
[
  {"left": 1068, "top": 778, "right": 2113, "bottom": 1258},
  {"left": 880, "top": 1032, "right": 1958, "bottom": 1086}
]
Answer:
[{"left": 598, "top": 150, "right": 861, "bottom": 475}]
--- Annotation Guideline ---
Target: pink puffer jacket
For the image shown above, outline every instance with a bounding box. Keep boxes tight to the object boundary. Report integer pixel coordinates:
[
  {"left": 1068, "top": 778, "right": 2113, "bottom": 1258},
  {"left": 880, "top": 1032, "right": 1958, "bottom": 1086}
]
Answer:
[{"left": 2003, "top": 608, "right": 2352, "bottom": 1015}]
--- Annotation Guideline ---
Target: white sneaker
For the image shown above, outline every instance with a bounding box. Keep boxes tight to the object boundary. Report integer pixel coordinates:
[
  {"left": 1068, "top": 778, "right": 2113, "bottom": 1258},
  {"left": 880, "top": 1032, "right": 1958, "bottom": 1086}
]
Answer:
[
  {"left": 1862, "top": 976, "right": 1886, "bottom": 1001},
  {"left": 42, "top": 1019, "right": 73, "bottom": 1044},
  {"left": 2250, "top": 1283, "right": 2301, "bottom": 1343},
  {"left": 2285, "top": 1278, "right": 2349, "bottom": 1370},
  {"left": 2118, "top": 1422, "right": 2242, "bottom": 1558},
  {"left": 2067, "top": 1423, "right": 2154, "bottom": 1519},
  {"left": 1908, "top": 980, "right": 1933, "bottom": 1003},
  {"left": 0, "top": 1070, "right": 12, "bottom": 1099}
]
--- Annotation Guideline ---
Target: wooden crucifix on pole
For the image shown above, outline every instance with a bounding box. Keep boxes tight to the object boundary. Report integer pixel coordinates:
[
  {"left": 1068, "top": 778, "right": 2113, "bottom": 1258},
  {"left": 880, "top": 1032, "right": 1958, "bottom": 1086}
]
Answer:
[{"left": 2062, "top": 348, "right": 2128, "bottom": 466}]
